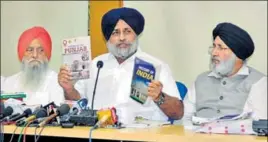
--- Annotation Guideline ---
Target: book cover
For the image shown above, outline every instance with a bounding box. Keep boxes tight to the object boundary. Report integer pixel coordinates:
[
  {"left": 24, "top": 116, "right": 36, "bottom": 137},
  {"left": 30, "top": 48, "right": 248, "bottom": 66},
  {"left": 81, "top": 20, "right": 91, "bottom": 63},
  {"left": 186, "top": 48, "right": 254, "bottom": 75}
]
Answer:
[
  {"left": 130, "top": 57, "right": 160, "bottom": 105},
  {"left": 62, "top": 36, "right": 91, "bottom": 80}
]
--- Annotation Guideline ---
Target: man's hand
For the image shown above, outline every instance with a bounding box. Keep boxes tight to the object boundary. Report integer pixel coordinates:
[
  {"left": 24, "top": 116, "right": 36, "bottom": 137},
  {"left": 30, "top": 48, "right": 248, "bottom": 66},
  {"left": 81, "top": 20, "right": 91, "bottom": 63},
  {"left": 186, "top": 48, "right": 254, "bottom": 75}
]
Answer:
[
  {"left": 148, "top": 80, "right": 163, "bottom": 101},
  {"left": 148, "top": 80, "right": 184, "bottom": 120},
  {"left": 58, "top": 65, "right": 74, "bottom": 93}
]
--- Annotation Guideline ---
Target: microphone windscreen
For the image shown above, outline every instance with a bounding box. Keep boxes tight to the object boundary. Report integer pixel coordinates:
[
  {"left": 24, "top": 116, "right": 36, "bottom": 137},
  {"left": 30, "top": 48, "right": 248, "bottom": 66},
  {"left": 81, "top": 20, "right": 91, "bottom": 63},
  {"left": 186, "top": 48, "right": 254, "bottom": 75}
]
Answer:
[
  {"left": 57, "top": 104, "right": 70, "bottom": 116},
  {"left": 4, "top": 106, "right": 13, "bottom": 116},
  {"left": 77, "top": 98, "right": 88, "bottom": 110},
  {"left": 97, "top": 61, "right": 104, "bottom": 68},
  {"left": 97, "top": 107, "right": 117, "bottom": 126},
  {"left": 24, "top": 108, "right": 32, "bottom": 116},
  {"left": 71, "top": 107, "right": 79, "bottom": 115},
  {"left": 34, "top": 108, "right": 47, "bottom": 118}
]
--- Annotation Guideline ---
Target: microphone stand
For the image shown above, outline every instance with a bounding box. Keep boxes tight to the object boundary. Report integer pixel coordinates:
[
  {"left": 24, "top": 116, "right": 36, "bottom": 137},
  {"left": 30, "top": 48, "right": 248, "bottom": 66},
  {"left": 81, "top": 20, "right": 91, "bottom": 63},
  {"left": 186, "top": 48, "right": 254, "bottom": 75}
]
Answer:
[
  {"left": 91, "top": 64, "right": 101, "bottom": 116},
  {"left": 69, "top": 61, "right": 103, "bottom": 126}
]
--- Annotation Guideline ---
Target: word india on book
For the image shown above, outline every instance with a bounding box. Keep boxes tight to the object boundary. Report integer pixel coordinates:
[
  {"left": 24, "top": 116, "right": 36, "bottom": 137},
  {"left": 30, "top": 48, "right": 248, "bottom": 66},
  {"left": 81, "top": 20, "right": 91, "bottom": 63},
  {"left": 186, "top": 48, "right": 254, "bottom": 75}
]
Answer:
[
  {"left": 64, "top": 44, "right": 88, "bottom": 54},
  {"left": 136, "top": 66, "right": 154, "bottom": 80}
]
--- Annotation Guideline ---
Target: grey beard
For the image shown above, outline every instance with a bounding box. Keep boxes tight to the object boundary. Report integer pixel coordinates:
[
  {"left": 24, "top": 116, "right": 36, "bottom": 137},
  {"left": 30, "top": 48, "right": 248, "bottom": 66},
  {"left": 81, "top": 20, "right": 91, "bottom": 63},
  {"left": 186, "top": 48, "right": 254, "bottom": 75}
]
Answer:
[
  {"left": 106, "top": 39, "right": 138, "bottom": 60},
  {"left": 209, "top": 53, "right": 236, "bottom": 77},
  {"left": 20, "top": 58, "right": 48, "bottom": 91}
]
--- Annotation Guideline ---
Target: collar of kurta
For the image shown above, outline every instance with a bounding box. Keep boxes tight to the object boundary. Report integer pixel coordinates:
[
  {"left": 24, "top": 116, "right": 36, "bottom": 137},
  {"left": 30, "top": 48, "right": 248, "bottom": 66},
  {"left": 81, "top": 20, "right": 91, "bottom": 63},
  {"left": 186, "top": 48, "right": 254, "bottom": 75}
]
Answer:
[{"left": 208, "top": 63, "right": 249, "bottom": 79}]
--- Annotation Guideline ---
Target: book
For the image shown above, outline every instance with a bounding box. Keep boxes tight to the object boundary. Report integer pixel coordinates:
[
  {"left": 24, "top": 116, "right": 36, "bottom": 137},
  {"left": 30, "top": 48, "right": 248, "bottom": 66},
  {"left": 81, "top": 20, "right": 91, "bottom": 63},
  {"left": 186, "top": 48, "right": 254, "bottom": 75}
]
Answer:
[
  {"left": 130, "top": 57, "right": 160, "bottom": 105},
  {"left": 62, "top": 36, "right": 91, "bottom": 80}
]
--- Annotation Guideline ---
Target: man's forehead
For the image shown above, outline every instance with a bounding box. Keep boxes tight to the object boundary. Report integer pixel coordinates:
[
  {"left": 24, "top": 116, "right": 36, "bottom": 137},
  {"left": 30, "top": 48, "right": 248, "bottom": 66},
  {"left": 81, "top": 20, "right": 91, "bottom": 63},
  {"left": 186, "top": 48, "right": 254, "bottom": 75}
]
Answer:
[
  {"left": 113, "top": 19, "right": 133, "bottom": 30},
  {"left": 214, "top": 36, "right": 228, "bottom": 47},
  {"left": 29, "top": 39, "right": 43, "bottom": 47}
]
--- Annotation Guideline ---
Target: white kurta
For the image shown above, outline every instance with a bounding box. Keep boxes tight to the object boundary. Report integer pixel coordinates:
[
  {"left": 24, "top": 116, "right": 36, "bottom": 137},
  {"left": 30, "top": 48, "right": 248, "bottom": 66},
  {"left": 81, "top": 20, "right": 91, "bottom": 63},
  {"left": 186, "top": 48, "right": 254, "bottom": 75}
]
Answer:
[
  {"left": 1, "top": 70, "right": 64, "bottom": 106},
  {"left": 75, "top": 50, "right": 181, "bottom": 124}
]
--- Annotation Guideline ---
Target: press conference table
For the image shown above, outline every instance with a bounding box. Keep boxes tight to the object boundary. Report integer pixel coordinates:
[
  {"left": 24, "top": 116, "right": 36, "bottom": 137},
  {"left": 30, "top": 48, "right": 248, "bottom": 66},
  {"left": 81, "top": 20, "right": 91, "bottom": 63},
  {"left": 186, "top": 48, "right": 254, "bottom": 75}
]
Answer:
[{"left": 3, "top": 125, "right": 267, "bottom": 142}]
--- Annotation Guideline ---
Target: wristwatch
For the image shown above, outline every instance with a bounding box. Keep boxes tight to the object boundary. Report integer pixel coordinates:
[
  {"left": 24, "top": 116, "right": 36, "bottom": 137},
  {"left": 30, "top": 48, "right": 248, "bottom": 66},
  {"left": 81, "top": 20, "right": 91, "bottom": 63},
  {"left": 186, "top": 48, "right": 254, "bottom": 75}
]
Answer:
[{"left": 154, "top": 92, "right": 165, "bottom": 106}]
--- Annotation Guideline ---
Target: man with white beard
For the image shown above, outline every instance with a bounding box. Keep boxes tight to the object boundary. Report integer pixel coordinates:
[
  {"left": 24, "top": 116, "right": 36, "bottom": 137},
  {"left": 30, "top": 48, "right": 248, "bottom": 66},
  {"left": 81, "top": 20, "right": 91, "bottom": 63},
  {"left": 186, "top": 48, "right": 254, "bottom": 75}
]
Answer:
[
  {"left": 58, "top": 7, "right": 184, "bottom": 125},
  {"left": 1, "top": 27, "right": 64, "bottom": 106},
  {"left": 183, "top": 22, "right": 267, "bottom": 121}
]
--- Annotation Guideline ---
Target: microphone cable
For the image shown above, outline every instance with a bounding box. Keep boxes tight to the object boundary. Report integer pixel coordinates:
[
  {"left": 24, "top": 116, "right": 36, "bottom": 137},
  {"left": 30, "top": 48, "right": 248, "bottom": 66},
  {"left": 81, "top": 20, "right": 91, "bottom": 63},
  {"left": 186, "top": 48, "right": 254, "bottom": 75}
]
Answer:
[
  {"left": 23, "top": 120, "right": 34, "bottom": 142},
  {"left": 89, "top": 114, "right": 109, "bottom": 142},
  {"left": 34, "top": 126, "right": 46, "bottom": 142},
  {"left": 0, "top": 123, "right": 4, "bottom": 142},
  {"left": 89, "top": 124, "right": 98, "bottom": 142},
  {"left": 17, "top": 123, "right": 27, "bottom": 142},
  {"left": 8, "top": 125, "right": 18, "bottom": 142},
  {"left": 34, "top": 127, "right": 38, "bottom": 142}
]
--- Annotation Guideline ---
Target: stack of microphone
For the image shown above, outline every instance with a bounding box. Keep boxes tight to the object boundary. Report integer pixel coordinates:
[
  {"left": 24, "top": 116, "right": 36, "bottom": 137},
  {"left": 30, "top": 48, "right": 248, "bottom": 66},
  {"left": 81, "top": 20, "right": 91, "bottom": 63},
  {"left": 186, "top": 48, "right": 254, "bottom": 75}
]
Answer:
[
  {"left": 0, "top": 102, "right": 70, "bottom": 127},
  {"left": 0, "top": 101, "right": 118, "bottom": 128}
]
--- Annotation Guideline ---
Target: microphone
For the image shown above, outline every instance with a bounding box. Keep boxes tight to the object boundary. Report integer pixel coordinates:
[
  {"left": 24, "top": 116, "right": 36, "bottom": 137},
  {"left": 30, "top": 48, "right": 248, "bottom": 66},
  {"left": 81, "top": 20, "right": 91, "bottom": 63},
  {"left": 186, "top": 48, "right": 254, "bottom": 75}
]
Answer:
[
  {"left": 41, "top": 101, "right": 56, "bottom": 109},
  {"left": 38, "top": 104, "right": 70, "bottom": 127},
  {"left": 91, "top": 61, "right": 104, "bottom": 115},
  {"left": 0, "top": 113, "right": 20, "bottom": 122},
  {"left": 94, "top": 115, "right": 110, "bottom": 128},
  {"left": 16, "top": 108, "right": 47, "bottom": 126},
  {"left": 9, "top": 108, "right": 32, "bottom": 122},
  {"left": 70, "top": 107, "right": 79, "bottom": 116},
  {"left": 0, "top": 106, "right": 13, "bottom": 119},
  {"left": 60, "top": 107, "right": 79, "bottom": 122},
  {"left": 96, "top": 107, "right": 117, "bottom": 128},
  {"left": 0, "top": 103, "right": 4, "bottom": 115},
  {"left": 33, "top": 117, "right": 48, "bottom": 123}
]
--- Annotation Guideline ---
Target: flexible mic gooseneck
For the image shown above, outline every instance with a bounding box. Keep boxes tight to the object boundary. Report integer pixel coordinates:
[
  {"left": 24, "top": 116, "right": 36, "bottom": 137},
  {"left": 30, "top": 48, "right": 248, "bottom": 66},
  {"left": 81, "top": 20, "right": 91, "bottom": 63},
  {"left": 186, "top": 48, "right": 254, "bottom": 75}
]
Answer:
[{"left": 91, "top": 60, "right": 104, "bottom": 115}]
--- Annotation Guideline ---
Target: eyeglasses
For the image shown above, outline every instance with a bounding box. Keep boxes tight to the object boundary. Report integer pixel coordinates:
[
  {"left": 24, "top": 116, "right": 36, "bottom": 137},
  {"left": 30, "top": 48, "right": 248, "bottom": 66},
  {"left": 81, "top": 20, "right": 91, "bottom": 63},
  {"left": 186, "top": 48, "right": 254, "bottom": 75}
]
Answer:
[
  {"left": 25, "top": 47, "right": 45, "bottom": 55},
  {"left": 208, "top": 45, "right": 229, "bottom": 53}
]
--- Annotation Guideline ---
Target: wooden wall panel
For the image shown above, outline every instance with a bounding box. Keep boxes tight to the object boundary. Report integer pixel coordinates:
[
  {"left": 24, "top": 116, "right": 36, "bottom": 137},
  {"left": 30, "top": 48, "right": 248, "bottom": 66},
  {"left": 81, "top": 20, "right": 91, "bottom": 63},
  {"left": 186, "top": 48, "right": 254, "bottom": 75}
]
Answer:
[{"left": 89, "top": 0, "right": 123, "bottom": 59}]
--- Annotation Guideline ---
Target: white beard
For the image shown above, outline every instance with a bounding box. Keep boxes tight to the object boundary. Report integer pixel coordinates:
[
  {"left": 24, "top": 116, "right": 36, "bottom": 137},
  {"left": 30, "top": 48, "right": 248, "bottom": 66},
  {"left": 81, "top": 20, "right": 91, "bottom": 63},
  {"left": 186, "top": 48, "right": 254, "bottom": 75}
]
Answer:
[
  {"left": 106, "top": 39, "right": 138, "bottom": 60},
  {"left": 209, "top": 53, "right": 236, "bottom": 77},
  {"left": 20, "top": 57, "right": 48, "bottom": 91}
]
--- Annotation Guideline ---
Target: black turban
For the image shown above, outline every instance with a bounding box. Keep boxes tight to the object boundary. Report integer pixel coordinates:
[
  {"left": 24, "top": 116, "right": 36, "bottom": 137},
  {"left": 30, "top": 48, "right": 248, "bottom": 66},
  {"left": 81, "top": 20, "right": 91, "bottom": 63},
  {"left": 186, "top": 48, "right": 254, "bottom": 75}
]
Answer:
[
  {"left": 213, "top": 22, "right": 254, "bottom": 60},
  {"left": 101, "top": 7, "right": 145, "bottom": 41}
]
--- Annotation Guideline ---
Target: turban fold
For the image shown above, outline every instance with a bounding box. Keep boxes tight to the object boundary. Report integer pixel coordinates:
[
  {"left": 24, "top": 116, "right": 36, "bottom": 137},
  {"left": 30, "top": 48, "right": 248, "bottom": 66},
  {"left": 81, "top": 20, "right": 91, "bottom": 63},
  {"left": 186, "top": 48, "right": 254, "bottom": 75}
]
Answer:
[
  {"left": 101, "top": 7, "right": 145, "bottom": 41},
  {"left": 213, "top": 22, "right": 254, "bottom": 60},
  {"left": 17, "top": 26, "right": 52, "bottom": 61}
]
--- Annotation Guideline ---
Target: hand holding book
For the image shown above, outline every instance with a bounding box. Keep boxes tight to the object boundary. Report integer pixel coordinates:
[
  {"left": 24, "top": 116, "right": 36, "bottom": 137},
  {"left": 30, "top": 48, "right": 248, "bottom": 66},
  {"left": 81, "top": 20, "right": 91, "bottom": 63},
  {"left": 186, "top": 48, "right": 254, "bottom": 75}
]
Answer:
[
  {"left": 58, "top": 65, "right": 75, "bottom": 93},
  {"left": 130, "top": 57, "right": 161, "bottom": 105},
  {"left": 148, "top": 80, "right": 163, "bottom": 101}
]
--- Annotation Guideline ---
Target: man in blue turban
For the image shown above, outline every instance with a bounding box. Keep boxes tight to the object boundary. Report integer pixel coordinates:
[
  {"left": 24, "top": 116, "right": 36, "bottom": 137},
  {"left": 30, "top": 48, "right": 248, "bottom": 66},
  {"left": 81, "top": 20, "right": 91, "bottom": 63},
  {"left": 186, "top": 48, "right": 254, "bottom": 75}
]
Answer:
[
  {"left": 183, "top": 22, "right": 267, "bottom": 123},
  {"left": 59, "top": 7, "right": 184, "bottom": 125}
]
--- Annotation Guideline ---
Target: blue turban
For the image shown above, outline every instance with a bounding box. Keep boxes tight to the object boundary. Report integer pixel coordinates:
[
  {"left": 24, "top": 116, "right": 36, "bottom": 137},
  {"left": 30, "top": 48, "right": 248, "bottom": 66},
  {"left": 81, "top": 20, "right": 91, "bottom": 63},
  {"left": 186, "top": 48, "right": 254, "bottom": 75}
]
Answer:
[
  {"left": 213, "top": 22, "right": 254, "bottom": 60},
  {"left": 101, "top": 7, "right": 145, "bottom": 41}
]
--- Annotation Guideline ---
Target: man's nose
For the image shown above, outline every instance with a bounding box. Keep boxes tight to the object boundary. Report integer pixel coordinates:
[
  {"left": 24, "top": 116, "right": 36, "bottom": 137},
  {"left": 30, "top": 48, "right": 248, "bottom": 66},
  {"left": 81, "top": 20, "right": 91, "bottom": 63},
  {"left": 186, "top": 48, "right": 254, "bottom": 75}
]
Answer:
[
  {"left": 32, "top": 50, "right": 38, "bottom": 58},
  {"left": 119, "top": 33, "right": 126, "bottom": 41},
  {"left": 211, "top": 48, "right": 219, "bottom": 56}
]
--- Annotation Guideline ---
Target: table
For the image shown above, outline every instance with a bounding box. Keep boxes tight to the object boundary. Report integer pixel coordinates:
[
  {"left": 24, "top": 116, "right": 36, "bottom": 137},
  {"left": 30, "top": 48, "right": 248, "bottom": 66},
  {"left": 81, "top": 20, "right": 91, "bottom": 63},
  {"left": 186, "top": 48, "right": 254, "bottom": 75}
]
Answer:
[{"left": 2, "top": 125, "right": 267, "bottom": 142}]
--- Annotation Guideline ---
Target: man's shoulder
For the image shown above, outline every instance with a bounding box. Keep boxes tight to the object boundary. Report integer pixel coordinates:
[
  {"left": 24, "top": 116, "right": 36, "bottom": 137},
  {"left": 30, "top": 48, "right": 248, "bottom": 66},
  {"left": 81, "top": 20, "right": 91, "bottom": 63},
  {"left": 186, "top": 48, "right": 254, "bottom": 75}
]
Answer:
[
  {"left": 196, "top": 71, "right": 211, "bottom": 80},
  {"left": 248, "top": 66, "right": 266, "bottom": 77},
  {"left": 137, "top": 51, "right": 166, "bottom": 65},
  {"left": 4, "top": 72, "right": 22, "bottom": 80},
  {"left": 92, "top": 53, "right": 111, "bottom": 63},
  {"left": 45, "top": 69, "right": 59, "bottom": 80},
  {"left": 245, "top": 66, "right": 266, "bottom": 85}
]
